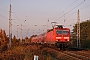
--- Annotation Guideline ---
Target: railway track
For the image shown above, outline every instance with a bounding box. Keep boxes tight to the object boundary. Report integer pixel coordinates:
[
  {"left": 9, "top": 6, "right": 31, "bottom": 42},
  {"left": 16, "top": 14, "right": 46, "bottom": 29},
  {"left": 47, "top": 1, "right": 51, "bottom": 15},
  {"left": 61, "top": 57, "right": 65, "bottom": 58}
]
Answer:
[
  {"left": 23, "top": 43, "right": 90, "bottom": 60},
  {"left": 62, "top": 51, "right": 90, "bottom": 60},
  {"left": 42, "top": 44, "right": 90, "bottom": 60}
]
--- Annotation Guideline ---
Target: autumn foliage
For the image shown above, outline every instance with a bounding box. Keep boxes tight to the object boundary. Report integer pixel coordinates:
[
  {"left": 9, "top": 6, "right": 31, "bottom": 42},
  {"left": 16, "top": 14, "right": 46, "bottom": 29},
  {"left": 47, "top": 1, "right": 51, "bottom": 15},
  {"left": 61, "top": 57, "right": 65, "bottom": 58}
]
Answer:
[{"left": 0, "top": 29, "right": 8, "bottom": 52}]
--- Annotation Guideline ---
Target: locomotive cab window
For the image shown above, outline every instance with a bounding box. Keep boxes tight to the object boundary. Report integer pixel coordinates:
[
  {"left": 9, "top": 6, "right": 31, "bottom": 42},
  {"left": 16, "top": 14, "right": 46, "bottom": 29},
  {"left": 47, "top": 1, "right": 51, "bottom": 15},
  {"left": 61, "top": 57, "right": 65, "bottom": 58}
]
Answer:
[
  {"left": 56, "top": 30, "right": 69, "bottom": 35},
  {"left": 56, "top": 30, "right": 62, "bottom": 34},
  {"left": 63, "top": 30, "right": 69, "bottom": 35}
]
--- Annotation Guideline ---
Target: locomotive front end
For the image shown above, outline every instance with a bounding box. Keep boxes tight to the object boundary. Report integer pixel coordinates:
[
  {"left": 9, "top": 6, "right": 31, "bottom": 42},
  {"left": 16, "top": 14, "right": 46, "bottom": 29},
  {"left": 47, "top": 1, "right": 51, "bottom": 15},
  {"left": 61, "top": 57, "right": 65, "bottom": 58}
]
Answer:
[
  {"left": 55, "top": 27, "right": 71, "bottom": 50},
  {"left": 56, "top": 29, "right": 70, "bottom": 42}
]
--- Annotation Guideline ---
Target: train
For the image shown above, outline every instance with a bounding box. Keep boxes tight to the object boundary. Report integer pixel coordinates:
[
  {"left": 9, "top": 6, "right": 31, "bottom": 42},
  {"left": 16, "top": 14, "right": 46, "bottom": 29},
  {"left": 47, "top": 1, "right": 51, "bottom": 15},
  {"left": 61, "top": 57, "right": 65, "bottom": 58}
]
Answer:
[{"left": 31, "top": 25, "right": 71, "bottom": 50}]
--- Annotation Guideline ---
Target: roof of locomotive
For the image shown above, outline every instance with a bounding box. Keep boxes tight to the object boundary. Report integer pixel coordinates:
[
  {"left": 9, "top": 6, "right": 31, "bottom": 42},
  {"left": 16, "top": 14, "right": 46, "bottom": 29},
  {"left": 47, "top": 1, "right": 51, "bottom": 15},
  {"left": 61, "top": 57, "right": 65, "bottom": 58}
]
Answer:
[
  {"left": 55, "top": 27, "right": 70, "bottom": 30},
  {"left": 47, "top": 27, "right": 70, "bottom": 33}
]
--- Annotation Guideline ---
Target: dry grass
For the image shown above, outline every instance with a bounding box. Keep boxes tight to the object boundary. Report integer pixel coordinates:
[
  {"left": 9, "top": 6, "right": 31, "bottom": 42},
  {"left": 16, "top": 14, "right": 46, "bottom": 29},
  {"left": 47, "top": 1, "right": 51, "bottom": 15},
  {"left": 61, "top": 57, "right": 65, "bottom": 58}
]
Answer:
[{"left": 0, "top": 44, "right": 55, "bottom": 60}]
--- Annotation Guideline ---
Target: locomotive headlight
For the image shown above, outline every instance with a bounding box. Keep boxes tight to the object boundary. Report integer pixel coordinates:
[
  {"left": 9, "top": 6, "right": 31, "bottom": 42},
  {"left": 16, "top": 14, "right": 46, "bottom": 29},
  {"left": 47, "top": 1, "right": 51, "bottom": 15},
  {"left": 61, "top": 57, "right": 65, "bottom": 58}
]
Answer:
[
  {"left": 67, "top": 40, "right": 69, "bottom": 41},
  {"left": 56, "top": 39, "right": 60, "bottom": 41},
  {"left": 56, "top": 40, "right": 58, "bottom": 41},
  {"left": 64, "top": 37, "right": 69, "bottom": 39},
  {"left": 56, "top": 37, "right": 61, "bottom": 39}
]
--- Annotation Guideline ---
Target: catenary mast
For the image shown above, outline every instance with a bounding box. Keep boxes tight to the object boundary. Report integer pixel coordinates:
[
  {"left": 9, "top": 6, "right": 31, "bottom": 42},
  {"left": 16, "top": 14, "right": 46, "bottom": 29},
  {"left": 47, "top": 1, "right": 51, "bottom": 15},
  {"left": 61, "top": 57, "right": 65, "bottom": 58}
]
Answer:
[
  {"left": 77, "top": 9, "right": 81, "bottom": 48},
  {"left": 9, "top": 4, "right": 12, "bottom": 48}
]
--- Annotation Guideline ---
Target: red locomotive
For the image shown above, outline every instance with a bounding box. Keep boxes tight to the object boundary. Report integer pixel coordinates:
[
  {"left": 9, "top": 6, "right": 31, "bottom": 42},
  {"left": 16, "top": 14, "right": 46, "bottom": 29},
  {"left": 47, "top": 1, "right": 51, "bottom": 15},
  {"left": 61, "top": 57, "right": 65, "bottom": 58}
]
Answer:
[{"left": 31, "top": 25, "right": 71, "bottom": 50}]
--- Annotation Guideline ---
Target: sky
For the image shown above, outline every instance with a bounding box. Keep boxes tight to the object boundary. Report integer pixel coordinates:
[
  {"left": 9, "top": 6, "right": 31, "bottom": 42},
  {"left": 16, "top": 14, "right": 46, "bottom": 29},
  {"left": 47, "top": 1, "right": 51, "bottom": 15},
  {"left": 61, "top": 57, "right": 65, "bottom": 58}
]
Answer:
[{"left": 0, "top": 0, "right": 90, "bottom": 38}]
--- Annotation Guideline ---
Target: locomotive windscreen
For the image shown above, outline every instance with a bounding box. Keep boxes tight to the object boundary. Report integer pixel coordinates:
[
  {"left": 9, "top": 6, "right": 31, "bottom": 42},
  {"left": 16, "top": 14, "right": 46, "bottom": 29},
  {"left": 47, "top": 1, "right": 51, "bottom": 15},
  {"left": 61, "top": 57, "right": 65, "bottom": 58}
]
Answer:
[{"left": 56, "top": 30, "right": 69, "bottom": 35}]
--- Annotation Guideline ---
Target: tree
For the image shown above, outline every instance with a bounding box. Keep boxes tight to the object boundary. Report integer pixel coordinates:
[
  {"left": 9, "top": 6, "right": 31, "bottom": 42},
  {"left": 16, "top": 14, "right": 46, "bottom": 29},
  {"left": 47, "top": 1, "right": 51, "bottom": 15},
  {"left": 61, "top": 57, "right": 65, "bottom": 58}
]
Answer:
[
  {"left": 0, "top": 29, "right": 8, "bottom": 51},
  {"left": 12, "top": 35, "right": 17, "bottom": 46},
  {"left": 29, "top": 35, "right": 37, "bottom": 42},
  {"left": 72, "top": 20, "right": 90, "bottom": 48},
  {"left": 25, "top": 36, "right": 29, "bottom": 43}
]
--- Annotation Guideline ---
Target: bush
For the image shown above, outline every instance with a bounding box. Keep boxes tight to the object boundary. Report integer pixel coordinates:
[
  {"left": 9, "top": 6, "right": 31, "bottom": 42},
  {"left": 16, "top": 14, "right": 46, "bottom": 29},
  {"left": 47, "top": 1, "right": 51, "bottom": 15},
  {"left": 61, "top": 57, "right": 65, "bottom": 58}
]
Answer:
[{"left": 81, "top": 40, "right": 90, "bottom": 49}]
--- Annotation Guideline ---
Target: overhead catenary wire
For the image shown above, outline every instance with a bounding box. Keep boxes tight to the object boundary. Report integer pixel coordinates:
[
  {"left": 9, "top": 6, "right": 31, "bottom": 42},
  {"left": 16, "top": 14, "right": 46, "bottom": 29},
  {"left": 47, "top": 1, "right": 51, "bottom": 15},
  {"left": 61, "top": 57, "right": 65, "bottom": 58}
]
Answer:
[
  {"left": 79, "top": 4, "right": 90, "bottom": 21},
  {"left": 64, "top": 0, "right": 78, "bottom": 11},
  {"left": 0, "top": 7, "right": 9, "bottom": 19},
  {"left": 80, "top": 4, "right": 90, "bottom": 10},
  {"left": 63, "top": 1, "right": 90, "bottom": 22},
  {"left": 0, "top": 15, "right": 8, "bottom": 19},
  {"left": 56, "top": 0, "right": 86, "bottom": 21},
  {"left": 0, "top": 8, "right": 8, "bottom": 13},
  {"left": 11, "top": 5, "right": 26, "bottom": 30},
  {"left": 10, "top": 0, "right": 23, "bottom": 25},
  {"left": 64, "top": 4, "right": 90, "bottom": 20},
  {"left": 12, "top": 7, "right": 21, "bottom": 24},
  {"left": 65, "top": 12, "right": 77, "bottom": 20},
  {"left": 52, "top": 0, "right": 78, "bottom": 21}
]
